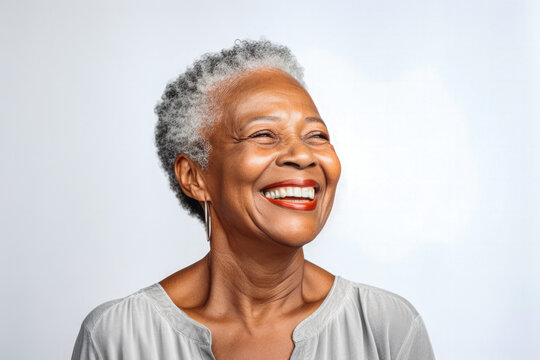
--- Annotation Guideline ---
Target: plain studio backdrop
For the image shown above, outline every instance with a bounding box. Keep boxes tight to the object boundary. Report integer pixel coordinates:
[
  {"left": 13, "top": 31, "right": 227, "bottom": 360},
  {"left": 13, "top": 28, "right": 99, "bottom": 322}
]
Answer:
[{"left": 1, "top": 1, "right": 538, "bottom": 359}]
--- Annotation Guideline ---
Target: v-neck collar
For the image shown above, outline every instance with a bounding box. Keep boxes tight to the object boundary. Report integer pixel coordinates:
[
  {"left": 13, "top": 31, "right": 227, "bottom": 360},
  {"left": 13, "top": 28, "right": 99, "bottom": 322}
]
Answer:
[{"left": 143, "top": 275, "right": 348, "bottom": 346}]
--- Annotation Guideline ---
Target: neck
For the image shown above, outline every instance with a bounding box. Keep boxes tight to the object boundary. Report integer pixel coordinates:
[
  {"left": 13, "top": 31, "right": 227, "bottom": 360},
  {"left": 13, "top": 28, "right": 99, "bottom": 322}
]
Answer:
[{"left": 203, "top": 228, "right": 307, "bottom": 321}]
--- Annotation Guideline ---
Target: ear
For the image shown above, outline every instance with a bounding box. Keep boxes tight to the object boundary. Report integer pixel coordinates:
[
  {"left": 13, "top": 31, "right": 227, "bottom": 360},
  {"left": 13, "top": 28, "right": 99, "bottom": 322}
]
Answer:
[{"left": 174, "top": 154, "right": 210, "bottom": 202}]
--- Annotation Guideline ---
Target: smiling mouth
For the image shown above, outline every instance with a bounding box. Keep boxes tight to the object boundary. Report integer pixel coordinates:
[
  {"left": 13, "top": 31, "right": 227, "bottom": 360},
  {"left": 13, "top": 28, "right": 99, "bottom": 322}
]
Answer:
[{"left": 261, "top": 180, "right": 318, "bottom": 211}]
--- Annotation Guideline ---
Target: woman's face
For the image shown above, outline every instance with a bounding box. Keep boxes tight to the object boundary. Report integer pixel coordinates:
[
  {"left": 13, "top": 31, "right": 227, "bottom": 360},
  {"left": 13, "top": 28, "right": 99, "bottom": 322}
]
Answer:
[{"left": 203, "top": 68, "right": 341, "bottom": 247}]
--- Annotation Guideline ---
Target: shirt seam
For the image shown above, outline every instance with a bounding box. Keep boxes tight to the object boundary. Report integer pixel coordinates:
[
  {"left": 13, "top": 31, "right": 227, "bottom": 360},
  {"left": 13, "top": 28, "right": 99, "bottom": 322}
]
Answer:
[
  {"left": 294, "top": 279, "right": 353, "bottom": 342},
  {"left": 360, "top": 285, "right": 419, "bottom": 319},
  {"left": 88, "top": 291, "right": 145, "bottom": 332},
  {"left": 141, "top": 290, "right": 209, "bottom": 346},
  {"left": 84, "top": 324, "right": 105, "bottom": 360},
  {"left": 197, "top": 344, "right": 215, "bottom": 360},
  {"left": 395, "top": 315, "right": 420, "bottom": 360}
]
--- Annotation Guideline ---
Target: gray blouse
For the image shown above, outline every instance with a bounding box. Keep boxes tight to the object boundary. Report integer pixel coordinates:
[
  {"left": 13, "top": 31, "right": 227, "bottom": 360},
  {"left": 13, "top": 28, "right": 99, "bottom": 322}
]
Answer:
[{"left": 72, "top": 276, "right": 435, "bottom": 359}]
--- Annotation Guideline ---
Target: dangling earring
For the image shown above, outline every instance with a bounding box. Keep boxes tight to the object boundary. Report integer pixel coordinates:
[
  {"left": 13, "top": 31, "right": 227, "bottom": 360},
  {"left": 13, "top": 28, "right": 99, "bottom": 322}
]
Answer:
[{"left": 204, "top": 201, "right": 212, "bottom": 242}]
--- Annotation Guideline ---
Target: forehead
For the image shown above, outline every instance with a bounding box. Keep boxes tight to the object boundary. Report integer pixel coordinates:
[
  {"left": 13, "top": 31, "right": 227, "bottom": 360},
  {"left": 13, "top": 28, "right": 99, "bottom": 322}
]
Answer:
[{"left": 214, "top": 68, "right": 319, "bottom": 127}]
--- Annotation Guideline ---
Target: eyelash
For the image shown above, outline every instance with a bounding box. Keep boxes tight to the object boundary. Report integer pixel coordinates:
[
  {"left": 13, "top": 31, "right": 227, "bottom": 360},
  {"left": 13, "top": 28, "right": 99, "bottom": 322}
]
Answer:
[
  {"left": 249, "top": 130, "right": 275, "bottom": 138},
  {"left": 310, "top": 132, "right": 329, "bottom": 140},
  {"left": 248, "top": 130, "right": 329, "bottom": 141}
]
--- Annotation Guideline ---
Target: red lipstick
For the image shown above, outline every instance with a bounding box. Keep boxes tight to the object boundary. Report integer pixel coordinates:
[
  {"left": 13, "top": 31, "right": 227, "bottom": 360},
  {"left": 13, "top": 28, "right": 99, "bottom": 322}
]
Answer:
[
  {"left": 261, "top": 179, "right": 319, "bottom": 211},
  {"left": 266, "top": 197, "right": 317, "bottom": 210}
]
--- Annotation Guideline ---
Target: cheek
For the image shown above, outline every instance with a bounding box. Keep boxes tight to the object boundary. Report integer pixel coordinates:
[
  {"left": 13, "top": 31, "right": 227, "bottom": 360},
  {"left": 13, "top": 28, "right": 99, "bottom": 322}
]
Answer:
[
  {"left": 224, "top": 146, "right": 276, "bottom": 182},
  {"left": 242, "top": 153, "right": 272, "bottom": 178},
  {"left": 214, "top": 146, "right": 275, "bottom": 203},
  {"left": 320, "top": 149, "right": 342, "bottom": 186},
  {"left": 213, "top": 147, "right": 276, "bottom": 229}
]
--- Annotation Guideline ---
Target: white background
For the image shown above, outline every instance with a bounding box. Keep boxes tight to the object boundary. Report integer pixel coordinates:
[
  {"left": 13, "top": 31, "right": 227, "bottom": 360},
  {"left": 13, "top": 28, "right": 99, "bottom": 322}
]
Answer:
[{"left": 1, "top": 1, "right": 538, "bottom": 359}]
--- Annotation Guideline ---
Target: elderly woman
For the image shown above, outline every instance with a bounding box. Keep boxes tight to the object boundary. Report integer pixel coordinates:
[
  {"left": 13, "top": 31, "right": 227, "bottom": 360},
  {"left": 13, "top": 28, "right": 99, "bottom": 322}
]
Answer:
[{"left": 72, "top": 39, "right": 435, "bottom": 360}]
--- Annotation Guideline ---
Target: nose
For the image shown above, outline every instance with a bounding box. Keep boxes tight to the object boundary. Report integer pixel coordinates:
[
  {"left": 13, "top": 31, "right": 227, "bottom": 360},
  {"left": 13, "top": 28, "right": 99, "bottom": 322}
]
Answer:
[{"left": 275, "top": 137, "right": 316, "bottom": 169}]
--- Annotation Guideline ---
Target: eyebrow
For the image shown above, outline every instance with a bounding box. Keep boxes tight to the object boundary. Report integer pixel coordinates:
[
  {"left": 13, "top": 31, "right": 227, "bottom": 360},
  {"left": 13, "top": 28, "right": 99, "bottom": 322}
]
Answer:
[
  {"left": 305, "top": 116, "right": 326, "bottom": 127},
  {"left": 243, "top": 115, "right": 327, "bottom": 127},
  {"left": 246, "top": 115, "right": 280, "bottom": 123}
]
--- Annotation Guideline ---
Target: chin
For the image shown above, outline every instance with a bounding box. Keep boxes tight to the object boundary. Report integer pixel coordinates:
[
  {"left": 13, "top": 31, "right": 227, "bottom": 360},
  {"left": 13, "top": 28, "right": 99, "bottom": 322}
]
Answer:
[
  {"left": 262, "top": 218, "right": 321, "bottom": 248},
  {"left": 272, "top": 235, "right": 316, "bottom": 249}
]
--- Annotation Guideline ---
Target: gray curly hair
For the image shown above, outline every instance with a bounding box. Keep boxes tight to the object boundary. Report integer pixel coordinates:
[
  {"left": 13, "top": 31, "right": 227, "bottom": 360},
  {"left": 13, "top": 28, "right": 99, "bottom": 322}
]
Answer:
[{"left": 154, "top": 39, "right": 305, "bottom": 222}]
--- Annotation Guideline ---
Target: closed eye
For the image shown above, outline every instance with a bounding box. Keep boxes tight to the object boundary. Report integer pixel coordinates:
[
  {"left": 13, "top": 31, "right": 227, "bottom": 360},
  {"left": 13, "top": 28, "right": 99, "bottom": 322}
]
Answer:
[
  {"left": 245, "top": 130, "right": 279, "bottom": 145},
  {"left": 249, "top": 130, "right": 275, "bottom": 138},
  {"left": 307, "top": 131, "right": 330, "bottom": 141},
  {"left": 312, "top": 133, "right": 329, "bottom": 140}
]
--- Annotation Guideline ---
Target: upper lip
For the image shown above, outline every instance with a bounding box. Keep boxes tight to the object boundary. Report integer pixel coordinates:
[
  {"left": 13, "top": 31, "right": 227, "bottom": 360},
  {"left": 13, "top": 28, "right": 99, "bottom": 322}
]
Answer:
[{"left": 261, "top": 179, "right": 320, "bottom": 192}]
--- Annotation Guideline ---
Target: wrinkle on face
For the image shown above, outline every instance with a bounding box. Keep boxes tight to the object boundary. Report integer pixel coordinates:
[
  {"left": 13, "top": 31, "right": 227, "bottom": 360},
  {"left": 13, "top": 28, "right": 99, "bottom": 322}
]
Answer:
[{"left": 199, "top": 67, "right": 341, "bottom": 249}]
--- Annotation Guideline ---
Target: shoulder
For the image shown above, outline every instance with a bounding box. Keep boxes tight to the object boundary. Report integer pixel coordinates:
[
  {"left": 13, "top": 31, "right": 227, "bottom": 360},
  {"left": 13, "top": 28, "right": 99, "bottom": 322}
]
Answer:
[
  {"left": 80, "top": 297, "right": 129, "bottom": 333},
  {"left": 338, "top": 277, "right": 434, "bottom": 359},
  {"left": 72, "top": 284, "right": 171, "bottom": 359},
  {"left": 344, "top": 278, "right": 420, "bottom": 321},
  {"left": 79, "top": 284, "right": 161, "bottom": 338}
]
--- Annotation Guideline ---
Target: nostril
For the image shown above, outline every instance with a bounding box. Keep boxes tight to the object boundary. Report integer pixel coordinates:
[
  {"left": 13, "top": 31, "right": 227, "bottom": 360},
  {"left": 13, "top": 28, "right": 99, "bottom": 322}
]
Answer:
[
  {"left": 284, "top": 161, "right": 300, "bottom": 168},
  {"left": 284, "top": 161, "right": 316, "bottom": 169}
]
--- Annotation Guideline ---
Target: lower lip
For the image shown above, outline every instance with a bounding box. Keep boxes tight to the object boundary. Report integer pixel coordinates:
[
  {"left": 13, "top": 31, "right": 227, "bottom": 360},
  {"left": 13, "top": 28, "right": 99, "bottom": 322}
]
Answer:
[{"left": 265, "top": 197, "right": 317, "bottom": 211}]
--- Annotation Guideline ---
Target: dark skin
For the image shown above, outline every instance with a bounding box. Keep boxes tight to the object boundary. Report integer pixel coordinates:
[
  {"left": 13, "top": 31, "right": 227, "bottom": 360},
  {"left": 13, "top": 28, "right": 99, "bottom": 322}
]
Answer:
[{"left": 160, "top": 68, "right": 341, "bottom": 359}]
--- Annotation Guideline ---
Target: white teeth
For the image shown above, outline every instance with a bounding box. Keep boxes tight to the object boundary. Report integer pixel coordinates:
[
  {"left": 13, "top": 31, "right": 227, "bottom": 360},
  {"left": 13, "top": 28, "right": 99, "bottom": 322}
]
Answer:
[{"left": 263, "top": 186, "right": 316, "bottom": 200}]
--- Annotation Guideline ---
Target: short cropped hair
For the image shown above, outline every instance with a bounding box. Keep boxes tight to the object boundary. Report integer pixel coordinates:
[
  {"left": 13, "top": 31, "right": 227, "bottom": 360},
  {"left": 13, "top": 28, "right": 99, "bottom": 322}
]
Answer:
[{"left": 154, "top": 39, "right": 305, "bottom": 222}]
